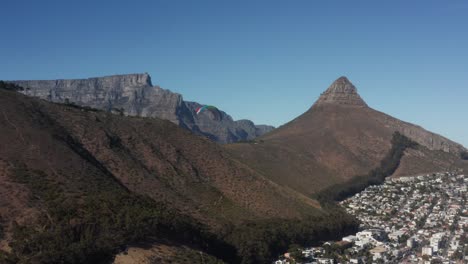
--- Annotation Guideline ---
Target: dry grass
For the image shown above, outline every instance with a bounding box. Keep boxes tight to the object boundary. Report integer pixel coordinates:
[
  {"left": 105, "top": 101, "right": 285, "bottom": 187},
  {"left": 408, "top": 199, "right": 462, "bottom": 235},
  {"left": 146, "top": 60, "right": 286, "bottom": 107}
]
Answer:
[
  {"left": 226, "top": 104, "right": 462, "bottom": 198},
  {"left": 0, "top": 89, "right": 322, "bottom": 252}
]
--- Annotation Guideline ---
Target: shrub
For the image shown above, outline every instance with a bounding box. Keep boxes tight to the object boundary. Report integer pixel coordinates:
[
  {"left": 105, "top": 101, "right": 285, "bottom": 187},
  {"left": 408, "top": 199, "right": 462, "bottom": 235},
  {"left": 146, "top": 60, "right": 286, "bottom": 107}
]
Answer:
[
  {"left": 226, "top": 208, "right": 359, "bottom": 264},
  {"left": 0, "top": 81, "right": 24, "bottom": 91},
  {"left": 8, "top": 164, "right": 237, "bottom": 264},
  {"left": 316, "top": 132, "right": 418, "bottom": 203},
  {"left": 461, "top": 151, "right": 468, "bottom": 160}
]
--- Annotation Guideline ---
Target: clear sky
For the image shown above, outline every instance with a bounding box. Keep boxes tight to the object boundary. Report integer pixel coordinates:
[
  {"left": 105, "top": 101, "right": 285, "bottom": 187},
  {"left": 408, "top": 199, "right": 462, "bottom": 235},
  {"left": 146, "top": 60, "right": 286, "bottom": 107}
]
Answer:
[{"left": 1, "top": 0, "right": 467, "bottom": 147}]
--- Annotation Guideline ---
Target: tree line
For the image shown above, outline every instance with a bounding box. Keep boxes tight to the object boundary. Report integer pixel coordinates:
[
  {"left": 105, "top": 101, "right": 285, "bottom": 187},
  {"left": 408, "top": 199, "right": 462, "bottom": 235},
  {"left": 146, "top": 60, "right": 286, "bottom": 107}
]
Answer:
[
  {"left": 316, "top": 132, "right": 418, "bottom": 203},
  {"left": 0, "top": 81, "right": 24, "bottom": 91},
  {"left": 0, "top": 162, "right": 361, "bottom": 264},
  {"left": 461, "top": 151, "right": 468, "bottom": 160},
  {"left": 1, "top": 163, "right": 237, "bottom": 264},
  {"left": 224, "top": 207, "right": 359, "bottom": 264}
]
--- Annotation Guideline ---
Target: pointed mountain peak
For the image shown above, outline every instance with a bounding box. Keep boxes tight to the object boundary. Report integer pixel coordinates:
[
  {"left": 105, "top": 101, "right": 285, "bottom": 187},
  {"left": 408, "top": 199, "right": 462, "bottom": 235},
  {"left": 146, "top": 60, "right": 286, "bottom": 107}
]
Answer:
[
  {"left": 326, "top": 76, "right": 355, "bottom": 93},
  {"left": 314, "top": 76, "right": 367, "bottom": 107}
]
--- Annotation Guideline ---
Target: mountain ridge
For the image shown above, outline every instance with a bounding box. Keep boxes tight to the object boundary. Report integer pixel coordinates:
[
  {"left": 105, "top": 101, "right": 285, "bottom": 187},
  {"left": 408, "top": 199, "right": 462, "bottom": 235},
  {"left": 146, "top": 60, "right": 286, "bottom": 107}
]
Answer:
[
  {"left": 0, "top": 87, "right": 335, "bottom": 263},
  {"left": 9, "top": 73, "right": 274, "bottom": 144},
  {"left": 1, "top": 76, "right": 465, "bottom": 263},
  {"left": 276, "top": 76, "right": 464, "bottom": 154},
  {"left": 226, "top": 76, "right": 466, "bottom": 198}
]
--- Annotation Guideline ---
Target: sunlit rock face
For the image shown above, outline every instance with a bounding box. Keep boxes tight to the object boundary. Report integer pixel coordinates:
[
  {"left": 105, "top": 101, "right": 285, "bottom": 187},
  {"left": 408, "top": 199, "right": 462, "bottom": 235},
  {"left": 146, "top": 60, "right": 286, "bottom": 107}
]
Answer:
[{"left": 11, "top": 73, "right": 273, "bottom": 143}]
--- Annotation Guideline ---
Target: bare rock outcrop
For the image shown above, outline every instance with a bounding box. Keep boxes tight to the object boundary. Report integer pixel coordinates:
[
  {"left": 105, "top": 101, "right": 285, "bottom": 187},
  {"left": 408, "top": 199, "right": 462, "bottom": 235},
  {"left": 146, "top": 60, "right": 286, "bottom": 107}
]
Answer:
[
  {"left": 380, "top": 113, "right": 465, "bottom": 154},
  {"left": 181, "top": 101, "right": 274, "bottom": 143},
  {"left": 314, "top": 76, "right": 464, "bottom": 155},
  {"left": 314, "top": 76, "right": 368, "bottom": 107}
]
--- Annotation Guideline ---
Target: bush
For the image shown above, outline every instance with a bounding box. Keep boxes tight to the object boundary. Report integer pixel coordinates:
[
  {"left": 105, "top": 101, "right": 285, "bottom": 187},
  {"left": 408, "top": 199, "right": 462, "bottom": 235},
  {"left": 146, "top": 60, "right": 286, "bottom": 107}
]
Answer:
[
  {"left": 61, "top": 100, "right": 100, "bottom": 112},
  {"left": 316, "top": 132, "right": 418, "bottom": 203},
  {"left": 226, "top": 208, "right": 359, "bottom": 264},
  {"left": 5, "top": 134, "right": 363, "bottom": 264},
  {"left": 0, "top": 81, "right": 24, "bottom": 91},
  {"left": 461, "top": 151, "right": 468, "bottom": 160},
  {"left": 8, "top": 164, "right": 237, "bottom": 264}
]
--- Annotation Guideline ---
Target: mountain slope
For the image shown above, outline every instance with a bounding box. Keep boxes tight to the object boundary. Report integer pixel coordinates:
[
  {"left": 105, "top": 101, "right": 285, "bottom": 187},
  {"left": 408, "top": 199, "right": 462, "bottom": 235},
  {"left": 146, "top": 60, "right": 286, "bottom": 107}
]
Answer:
[
  {"left": 0, "top": 87, "right": 320, "bottom": 263},
  {"left": 0, "top": 87, "right": 315, "bottom": 225},
  {"left": 10, "top": 74, "right": 274, "bottom": 144},
  {"left": 226, "top": 77, "right": 466, "bottom": 197}
]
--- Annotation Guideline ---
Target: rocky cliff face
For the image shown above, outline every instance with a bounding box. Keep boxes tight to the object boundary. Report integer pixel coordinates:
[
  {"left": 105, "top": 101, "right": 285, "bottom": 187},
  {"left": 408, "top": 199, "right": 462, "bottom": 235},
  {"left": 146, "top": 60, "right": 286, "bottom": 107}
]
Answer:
[
  {"left": 182, "top": 101, "right": 274, "bottom": 143},
  {"left": 314, "top": 76, "right": 368, "bottom": 107},
  {"left": 11, "top": 73, "right": 273, "bottom": 143},
  {"left": 379, "top": 112, "right": 464, "bottom": 153}
]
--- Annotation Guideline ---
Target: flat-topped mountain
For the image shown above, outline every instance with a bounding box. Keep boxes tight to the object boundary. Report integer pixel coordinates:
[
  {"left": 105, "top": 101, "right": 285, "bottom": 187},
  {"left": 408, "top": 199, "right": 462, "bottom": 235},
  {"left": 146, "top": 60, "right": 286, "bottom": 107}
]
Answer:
[
  {"left": 226, "top": 77, "right": 466, "bottom": 197},
  {"left": 10, "top": 73, "right": 273, "bottom": 143}
]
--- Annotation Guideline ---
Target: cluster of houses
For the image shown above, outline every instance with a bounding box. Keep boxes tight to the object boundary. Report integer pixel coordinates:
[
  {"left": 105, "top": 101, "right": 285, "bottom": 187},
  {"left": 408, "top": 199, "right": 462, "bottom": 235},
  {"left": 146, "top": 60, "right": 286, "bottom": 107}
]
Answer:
[{"left": 274, "top": 172, "right": 467, "bottom": 264}]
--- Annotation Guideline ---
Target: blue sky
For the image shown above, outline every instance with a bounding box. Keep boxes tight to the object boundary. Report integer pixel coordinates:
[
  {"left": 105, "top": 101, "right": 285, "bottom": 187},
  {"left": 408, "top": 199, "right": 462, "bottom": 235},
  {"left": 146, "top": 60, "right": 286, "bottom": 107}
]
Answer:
[{"left": 1, "top": 0, "right": 467, "bottom": 147}]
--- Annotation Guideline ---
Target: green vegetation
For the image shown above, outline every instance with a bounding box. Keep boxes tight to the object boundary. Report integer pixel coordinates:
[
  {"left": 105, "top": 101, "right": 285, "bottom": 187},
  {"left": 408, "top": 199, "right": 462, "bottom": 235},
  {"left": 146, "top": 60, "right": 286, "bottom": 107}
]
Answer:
[
  {"left": 461, "top": 150, "right": 468, "bottom": 160},
  {"left": 225, "top": 208, "right": 358, "bottom": 264},
  {"left": 111, "top": 107, "right": 125, "bottom": 116},
  {"left": 0, "top": 92, "right": 364, "bottom": 263},
  {"left": 0, "top": 213, "right": 11, "bottom": 262},
  {"left": 0, "top": 225, "right": 3, "bottom": 242},
  {"left": 317, "top": 132, "right": 418, "bottom": 202},
  {"left": 288, "top": 244, "right": 307, "bottom": 263},
  {"left": 0, "top": 81, "right": 24, "bottom": 91},
  {"left": 0, "top": 251, "right": 13, "bottom": 264},
  {"left": 61, "top": 99, "right": 100, "bottom": 112},
  {"left": 0, "top": 215, "right": 4, "bottom": 240},
  {"left": 321, "top": 242, "right": 351, "bottom": 262},
  {"left": 6, "top": 164, "right": 237, "bottom": 264},
  {"left": 4, "top": 162, "right": 359, "bottom": 264}
]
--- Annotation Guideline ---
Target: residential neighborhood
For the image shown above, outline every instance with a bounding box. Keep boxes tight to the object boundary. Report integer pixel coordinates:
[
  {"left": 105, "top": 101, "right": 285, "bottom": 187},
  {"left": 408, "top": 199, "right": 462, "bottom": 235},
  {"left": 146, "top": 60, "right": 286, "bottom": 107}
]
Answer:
[{"left": 274, "top": 172, "right": 467, "bottom": 264}]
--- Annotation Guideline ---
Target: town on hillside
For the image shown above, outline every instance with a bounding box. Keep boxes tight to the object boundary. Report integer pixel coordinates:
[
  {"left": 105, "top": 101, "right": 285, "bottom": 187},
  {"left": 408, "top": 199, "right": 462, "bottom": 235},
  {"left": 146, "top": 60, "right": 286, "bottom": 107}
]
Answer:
[{"left": 274, "top": 172, "right": 467, "bottom": 264}]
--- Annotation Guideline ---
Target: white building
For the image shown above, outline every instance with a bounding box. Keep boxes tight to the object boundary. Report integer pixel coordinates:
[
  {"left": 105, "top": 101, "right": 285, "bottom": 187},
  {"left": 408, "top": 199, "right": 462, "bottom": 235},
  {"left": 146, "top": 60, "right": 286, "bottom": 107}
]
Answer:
[
  {"left": 316, "top": 258, "right": 334, "bottom": 264},
  {"left": 342, "top": 235, "right": 357, "bottom": 243},
  {"left": 356, "top": 231, "right": 373, "bottom": 240},
  {"left": 388, "top": 230, "right": 406, "bottom": 241},
  {"left": 430, "top": 232, "right": 445, "bottom": 252},
  {"left": 422, "top": 246, "right": 433, "bottom": 256},
  {"left": 407, "top": 237, "right": 415, "bottom": 248}
]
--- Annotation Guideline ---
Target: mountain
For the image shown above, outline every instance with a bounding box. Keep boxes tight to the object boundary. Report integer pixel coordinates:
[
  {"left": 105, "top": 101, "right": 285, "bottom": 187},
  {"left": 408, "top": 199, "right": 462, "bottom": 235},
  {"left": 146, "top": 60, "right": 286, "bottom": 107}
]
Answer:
[
  {"left": 3, "top": 76, "right": 463, "bottom": 263},
  {"left": 226, "top": 77, "right": 467, "bottom": 197},
  {"left": 10, "top": 73, "right": 274, "bottom": 144},
  {"left": 0, "top": 86, "right": 354, "bottom": 264},
  {"left": 181, "top": 101, "right": 274, "bottom": 143}
]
